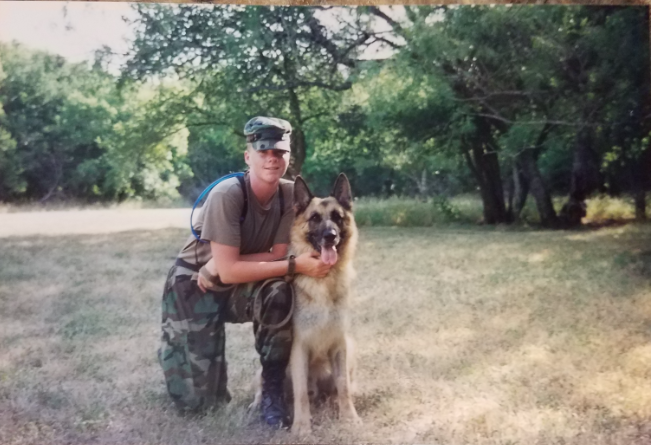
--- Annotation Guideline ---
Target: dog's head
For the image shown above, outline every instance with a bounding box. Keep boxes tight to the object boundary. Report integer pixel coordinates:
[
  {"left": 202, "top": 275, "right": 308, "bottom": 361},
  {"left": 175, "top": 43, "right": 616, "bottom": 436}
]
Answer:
[{"left": 292, "top": 174, "right": 354, "bottom": 266}]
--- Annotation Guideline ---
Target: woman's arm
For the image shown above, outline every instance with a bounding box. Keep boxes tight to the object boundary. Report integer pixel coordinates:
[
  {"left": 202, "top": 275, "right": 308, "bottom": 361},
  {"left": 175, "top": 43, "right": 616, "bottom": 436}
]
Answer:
[
  {"left": 197, "top": 242, "right": 331, "bottom": 292},
  {"left": 198, "top": 244, "right": 287, "bottom": 289},
  {"left": 239, "top": 243, "right": 288, "bottom": 262},
  {"left": 210, "top": 242, "right": 287, "bottom": 284}
]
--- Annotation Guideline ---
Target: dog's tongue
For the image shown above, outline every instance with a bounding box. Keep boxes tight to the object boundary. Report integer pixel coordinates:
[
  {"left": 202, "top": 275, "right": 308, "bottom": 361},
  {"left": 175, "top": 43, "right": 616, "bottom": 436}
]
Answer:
[{"left": 321, "top": 246, "right": 338, "bottom": 265}]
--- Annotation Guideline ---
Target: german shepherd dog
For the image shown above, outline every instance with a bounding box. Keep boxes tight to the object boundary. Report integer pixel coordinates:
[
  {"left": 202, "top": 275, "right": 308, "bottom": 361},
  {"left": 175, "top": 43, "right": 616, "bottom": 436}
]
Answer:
[
  {"left": 288, "top": 173, "right": 361, "bottom": 436},
  {"left": 250, "top": 173, "right": 361, "bottom": 435}
]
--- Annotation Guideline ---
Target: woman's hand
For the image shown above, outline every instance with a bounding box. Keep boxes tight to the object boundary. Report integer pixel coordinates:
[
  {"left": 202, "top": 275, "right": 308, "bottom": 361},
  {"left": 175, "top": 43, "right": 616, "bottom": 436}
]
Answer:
[
  {"left": 197, "top": 274, "right": 209, "bottom": 293},
  {"left": 295, "top": 251, "right": 332, "bottom": 278},
  {"left": 197, "top": 258, "right": 218, "bottom": 293}
]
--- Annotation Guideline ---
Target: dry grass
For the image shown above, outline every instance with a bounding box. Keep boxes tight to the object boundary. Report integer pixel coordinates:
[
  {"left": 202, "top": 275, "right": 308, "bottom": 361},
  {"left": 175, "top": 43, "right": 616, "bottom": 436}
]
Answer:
[{"left": 1, "top": 213, "right": 651, "bottom": 444}]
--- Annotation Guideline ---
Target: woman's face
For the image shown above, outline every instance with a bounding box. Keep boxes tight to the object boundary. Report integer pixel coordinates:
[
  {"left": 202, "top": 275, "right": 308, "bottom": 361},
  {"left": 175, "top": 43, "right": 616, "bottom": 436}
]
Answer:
[{"left": 244, "top": 146, "right": 291, "bottom": 184}]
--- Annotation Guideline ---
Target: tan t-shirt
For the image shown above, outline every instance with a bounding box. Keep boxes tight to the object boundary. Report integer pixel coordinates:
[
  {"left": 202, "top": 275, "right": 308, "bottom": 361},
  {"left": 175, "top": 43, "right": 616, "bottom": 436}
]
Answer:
[{"left": 176, "top": 173, "right": 294, "bottom": 276}]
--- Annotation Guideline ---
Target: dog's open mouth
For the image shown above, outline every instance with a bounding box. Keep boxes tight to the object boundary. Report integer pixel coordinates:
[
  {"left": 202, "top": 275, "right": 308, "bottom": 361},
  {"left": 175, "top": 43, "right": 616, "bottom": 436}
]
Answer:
[{"left": 320, "top": 244, "right": 338, "bottom": 266}]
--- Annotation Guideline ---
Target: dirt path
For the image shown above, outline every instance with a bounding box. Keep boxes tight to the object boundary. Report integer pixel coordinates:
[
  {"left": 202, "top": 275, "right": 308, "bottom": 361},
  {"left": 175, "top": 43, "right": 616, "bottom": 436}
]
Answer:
[{"left": 0, "top": 208, "right": 191, "bottom": 237}]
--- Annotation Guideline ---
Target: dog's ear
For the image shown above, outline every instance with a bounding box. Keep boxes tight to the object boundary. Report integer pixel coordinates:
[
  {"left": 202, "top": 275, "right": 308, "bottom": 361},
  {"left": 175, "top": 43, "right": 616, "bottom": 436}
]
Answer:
[
  {"left": 293, "top": 175, "right": 313, "bottom": 215},
  {"left": 331, "top": 173, "right": 352, "bottom": 210}
]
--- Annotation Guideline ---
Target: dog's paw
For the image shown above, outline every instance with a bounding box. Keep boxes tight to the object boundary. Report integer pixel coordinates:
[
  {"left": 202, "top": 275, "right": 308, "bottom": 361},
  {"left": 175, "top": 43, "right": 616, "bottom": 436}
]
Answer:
[
  {"left": 291, "top": 419, "right": 312, "bottom": 437},
  {"left": 247, "top": 398, "right": 260, "bottom": 412},
  {"left": 341, "top": 410, "right": 362, "bottom": 425}
]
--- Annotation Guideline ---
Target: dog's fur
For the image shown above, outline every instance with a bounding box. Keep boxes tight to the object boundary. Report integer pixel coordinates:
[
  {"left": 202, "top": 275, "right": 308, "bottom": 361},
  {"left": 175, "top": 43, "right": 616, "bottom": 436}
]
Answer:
[
  {"left": 250, "top": 174, "right": 361, "bottom": 436},
  {"left": 288, "top": 173, "right": 361, "bottom": 435}
]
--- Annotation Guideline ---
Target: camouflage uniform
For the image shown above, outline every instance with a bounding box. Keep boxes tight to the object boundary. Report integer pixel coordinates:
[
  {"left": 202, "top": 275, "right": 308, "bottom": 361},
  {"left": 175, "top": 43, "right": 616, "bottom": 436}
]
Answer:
[
  {"left": 159, "top": 266, "right": 293, "bottom": 412},
  {"left": 159, "top": 116, "right": 295, "bottom": 422}
]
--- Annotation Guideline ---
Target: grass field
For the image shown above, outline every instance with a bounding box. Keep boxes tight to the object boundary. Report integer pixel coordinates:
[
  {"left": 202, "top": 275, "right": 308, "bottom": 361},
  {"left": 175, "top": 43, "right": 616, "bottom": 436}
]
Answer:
[{"left": 1, "top": 212, "right": 651, "bottom": 444}]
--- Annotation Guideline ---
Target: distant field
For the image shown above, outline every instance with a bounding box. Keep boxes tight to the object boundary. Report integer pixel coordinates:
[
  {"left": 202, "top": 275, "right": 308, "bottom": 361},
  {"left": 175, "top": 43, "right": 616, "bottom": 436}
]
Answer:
[
  {"left": 0, "top": 193, "right": 647, "bottom": 237},
  {"left": 0, "top": 208, "right": 189, "bottom": 237},
  {"left": 1, "top": 213, "right": 651, "bottom": 444}
]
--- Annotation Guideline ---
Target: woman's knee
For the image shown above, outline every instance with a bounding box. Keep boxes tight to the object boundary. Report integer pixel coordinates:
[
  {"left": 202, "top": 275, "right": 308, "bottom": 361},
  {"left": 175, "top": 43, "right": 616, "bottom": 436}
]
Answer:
[{"left": 261, "top": 280, "right": 293, "bottom": 313}]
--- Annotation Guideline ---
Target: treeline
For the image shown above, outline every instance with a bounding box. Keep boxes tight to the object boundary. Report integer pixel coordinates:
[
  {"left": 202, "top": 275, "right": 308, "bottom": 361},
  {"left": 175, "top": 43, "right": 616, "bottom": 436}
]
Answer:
[
  {"left": 0, "top": 5, "right": 649, "bottom": 227},
  {"left": 0, "top": 44, "right": 191, "bottom": 202}
]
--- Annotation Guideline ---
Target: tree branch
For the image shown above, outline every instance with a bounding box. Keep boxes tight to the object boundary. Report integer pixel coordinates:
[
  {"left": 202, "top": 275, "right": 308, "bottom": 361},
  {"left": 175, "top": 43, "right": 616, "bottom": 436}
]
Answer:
[
  {"left": 470, "top": 112, "right": 593, "bottom": 128},
  {"left": 305, "top": 16, "right": 358, "bottom": 69},
  {"left": 368, "top": 35, "right": 404, "bottom": 50},
  {"left": 367, "top": 6, "right": 405, "bottom": 37}
]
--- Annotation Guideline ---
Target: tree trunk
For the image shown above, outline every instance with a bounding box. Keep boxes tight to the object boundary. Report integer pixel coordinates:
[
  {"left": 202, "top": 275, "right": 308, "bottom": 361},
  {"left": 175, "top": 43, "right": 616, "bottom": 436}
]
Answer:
[
  {"left": 483, "top": 151, "right": 508, "bottom": 223},
  {"left": 505, "top": 169, "right": 515, "bottom": 222},
  {"left": 39, "top": 152, "right": 63, "bottom": 203},
  {"left": 635, "top": 190, "right": 646, "bottom": 221},
  {"left": 629, "top": 151, "right": 648, "bottom": 222},
  {"left": 513, "top": 167, "right": 529, "bottom": 219},
  {"left": 518, "top": 148, "right": 559, "bottom": 228},
  {"left": 559, "top": 126, "right": 600, "bottom": 227},
  {"left": 633, "top": 139, "right": 650, "bottom": 221},
  {"left": 470, "top": 118, "right": 508, "bottom": 224},
  {"left": 286, "top": 87, "right": 305, "bottom": 179},
  {"left": 636, "top": 7, "right": 651, "bottom": 221},
  {"left": 465, "top": 143, "right": 508, "bottom": 225},
  {"left": 287, "top": 127, "right": 306, "bottom": 179},
  {"left": 507, "top": 163, "right": 529, "bottom": 222},
  {"left": 418, "top": 168, "right": 428, "bottom": 199}
]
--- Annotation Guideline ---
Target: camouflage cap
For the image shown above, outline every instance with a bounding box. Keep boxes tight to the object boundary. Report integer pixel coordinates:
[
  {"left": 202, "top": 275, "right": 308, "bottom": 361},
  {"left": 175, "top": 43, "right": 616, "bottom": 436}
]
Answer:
[{"left": 243, "top": 116, "right": 292, "bottom": 152}]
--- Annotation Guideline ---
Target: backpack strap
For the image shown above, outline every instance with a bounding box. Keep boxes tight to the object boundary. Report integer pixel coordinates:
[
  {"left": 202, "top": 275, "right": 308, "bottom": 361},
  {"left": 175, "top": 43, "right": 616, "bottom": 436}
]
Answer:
[
  {"left": 279, "top": 183, "right": 285, "bottom": 216},
  {"left": 236, "top": 174, "right": 248, "bottom": 224}
]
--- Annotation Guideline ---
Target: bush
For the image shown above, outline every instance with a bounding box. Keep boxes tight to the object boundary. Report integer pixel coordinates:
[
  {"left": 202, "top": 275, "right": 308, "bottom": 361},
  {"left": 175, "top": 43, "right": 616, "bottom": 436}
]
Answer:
[{"left": 354, "top": 196, "right": 472, "bottom": 227}]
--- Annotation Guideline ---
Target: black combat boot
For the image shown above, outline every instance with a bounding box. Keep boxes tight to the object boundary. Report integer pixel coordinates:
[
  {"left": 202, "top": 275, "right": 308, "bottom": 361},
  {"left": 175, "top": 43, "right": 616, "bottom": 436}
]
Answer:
[{"left": 260, "top": 363, "right": 290, "bottom": 429}]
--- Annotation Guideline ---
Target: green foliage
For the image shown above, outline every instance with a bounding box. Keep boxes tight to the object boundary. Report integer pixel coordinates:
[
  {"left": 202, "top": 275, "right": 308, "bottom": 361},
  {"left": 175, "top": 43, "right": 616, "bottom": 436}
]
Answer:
[
  {"left": 0, "top": 42, "right": 191, "bottom": 202},
  {"left": 0, "top": 60, "right": 22, "bottom": 198},
  {"left": 431, "top": 195, "right": 461, "bottom": 221},
  {"left": 358, "top": 5, "right": 649, "bottom": 222},
  {"left": 182, "top": 126, "right": 245, "bottom": 198},
  {"left": 125, "top": 5, "right": 373, "bottom": 176},
  {"left": 0, "top": 4, "right": 648, "bottom": 212},
  {"left": 98, "top": 85, "right": 192, "bottom": 200}
]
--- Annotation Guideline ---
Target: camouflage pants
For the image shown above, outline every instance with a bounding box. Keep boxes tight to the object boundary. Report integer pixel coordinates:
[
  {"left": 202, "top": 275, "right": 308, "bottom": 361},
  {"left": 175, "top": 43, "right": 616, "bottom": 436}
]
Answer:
[{"left": 158, "top": 266, "right": 293, "bottom": 412}]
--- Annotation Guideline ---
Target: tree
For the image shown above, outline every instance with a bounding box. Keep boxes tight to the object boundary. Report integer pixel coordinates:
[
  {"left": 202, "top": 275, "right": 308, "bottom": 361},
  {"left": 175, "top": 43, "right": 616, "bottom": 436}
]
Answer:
[
  {"left": 0, "top": 42, "right": 191, "bottom": 202},
  {"left": 364, "top": 6, "right": 560, "bottom": 224},
  {"left": 125, "top": 5, "right": 375, "bottom": 178},
  {"left": 0, "top": 58, "right": 22, "bottom": 200},
  {"left": 553, "top": 6, "right": 651, "bottom": 225},
  {"left": 365, "top": 5, "right": 650, "bottom": 226}
]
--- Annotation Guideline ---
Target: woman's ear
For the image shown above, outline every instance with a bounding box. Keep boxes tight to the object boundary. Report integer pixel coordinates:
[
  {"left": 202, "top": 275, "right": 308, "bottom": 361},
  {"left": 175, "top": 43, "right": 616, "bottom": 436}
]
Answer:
[{"left": 244, "top": 149, "right": 251, "bottom": 167}]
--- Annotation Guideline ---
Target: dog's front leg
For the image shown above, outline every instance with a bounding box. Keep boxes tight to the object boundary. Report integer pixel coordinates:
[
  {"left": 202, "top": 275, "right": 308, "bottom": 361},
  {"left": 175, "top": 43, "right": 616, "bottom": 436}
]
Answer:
[
  {"left": 248, "top": 367, "right": 263, "bottom": 411},
  {"left": 331, "top": 346, "right": 361, "bottom": 425},
  {"left": 290, "top": 341, "right": 311, "bottom": 436}
]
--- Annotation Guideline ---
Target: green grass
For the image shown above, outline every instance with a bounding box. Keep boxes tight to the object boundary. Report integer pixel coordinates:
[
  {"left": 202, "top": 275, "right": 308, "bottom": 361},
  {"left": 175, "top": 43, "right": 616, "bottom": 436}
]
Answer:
[
  {"left": 1, "top": 220, "right": 651, "bottom": 444},
  {"left": 354, "top": 195, "right": 490, "bottom": 227},
  {"left": 353, "top": 193, "right": 649, "bottom": 227}
]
